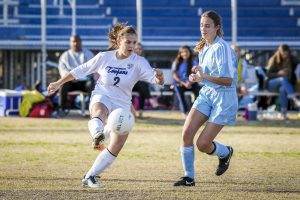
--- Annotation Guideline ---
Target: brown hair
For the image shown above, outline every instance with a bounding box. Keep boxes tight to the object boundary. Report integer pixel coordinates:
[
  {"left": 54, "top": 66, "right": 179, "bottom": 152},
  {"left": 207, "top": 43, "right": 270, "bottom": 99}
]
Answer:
[
  {"left": 108, "top": 22, "right": 137, "bottom": 50},
  {"left": 194, "top": 10, "right": 224, "bottom": 52},
  {"left": 174, "top": 45, "right": 194, "bottom": 76}
]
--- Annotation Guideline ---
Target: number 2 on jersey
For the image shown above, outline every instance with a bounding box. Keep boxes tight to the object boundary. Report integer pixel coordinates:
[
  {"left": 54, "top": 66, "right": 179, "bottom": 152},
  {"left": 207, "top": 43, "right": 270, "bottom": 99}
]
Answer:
[{"left": 113, "top": 76, "right": 120, "bottom": 87}]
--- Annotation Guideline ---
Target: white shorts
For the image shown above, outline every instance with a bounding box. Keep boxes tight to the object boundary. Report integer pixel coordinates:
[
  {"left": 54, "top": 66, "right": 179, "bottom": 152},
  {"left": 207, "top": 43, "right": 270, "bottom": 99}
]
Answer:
[{"left": 89, "top": 93, "right": 131, "bottom": 114}]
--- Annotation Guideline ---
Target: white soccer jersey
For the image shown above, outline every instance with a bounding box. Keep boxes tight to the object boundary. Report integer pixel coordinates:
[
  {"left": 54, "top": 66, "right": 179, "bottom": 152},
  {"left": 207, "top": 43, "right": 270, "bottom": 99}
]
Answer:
[{"left": 70, "top": 50, "right": 156, "bottom": 106}]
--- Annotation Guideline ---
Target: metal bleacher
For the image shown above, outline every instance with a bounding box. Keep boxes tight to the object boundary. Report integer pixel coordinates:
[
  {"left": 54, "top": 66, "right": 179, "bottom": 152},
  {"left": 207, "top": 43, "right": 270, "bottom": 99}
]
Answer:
[
  {"left": 0, "top": 0, "right": 300, "bottom": 50},
  {"left": 0, "top": 0, "right": 112, "bottom": 49},
  {"left": 236, "top": 0, "right": 300, "bottom": 44}
]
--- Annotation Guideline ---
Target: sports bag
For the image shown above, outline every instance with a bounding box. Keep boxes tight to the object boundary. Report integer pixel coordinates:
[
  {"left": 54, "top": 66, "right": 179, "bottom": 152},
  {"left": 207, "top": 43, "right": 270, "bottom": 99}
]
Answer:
[{"left": 28, "top": 98, "right": 53, "bottom": 118}]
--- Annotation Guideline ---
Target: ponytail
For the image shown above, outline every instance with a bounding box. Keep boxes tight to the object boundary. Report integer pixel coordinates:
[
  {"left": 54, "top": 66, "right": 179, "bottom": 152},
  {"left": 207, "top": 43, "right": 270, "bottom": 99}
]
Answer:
[
  {"left": 194, "top": 38, "right": 206, "bottom": 52},
  {"left": 108, "top": 22, "right": 137, "bottom": 50},
  {"left": 194, "top": 10, "right": 224, "bottom": 52}
]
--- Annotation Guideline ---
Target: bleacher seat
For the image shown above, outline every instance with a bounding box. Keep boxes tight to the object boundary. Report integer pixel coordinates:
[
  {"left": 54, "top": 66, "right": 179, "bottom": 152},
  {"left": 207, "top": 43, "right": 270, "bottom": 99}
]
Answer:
[
  {"left": 18, "top": 6, "right": 107, "bottom": 15},
  {"left": 0, "top": 5, "right": 16, "bottom": 17},
  {"left": 0, "top": 0, "right": 299, "bottom": 50},
  {"left": 238, "top": 0, "right": 282, "bottom": 7},
  {"left": 19, "top": 17, "right": 113, "bottom": 26}
]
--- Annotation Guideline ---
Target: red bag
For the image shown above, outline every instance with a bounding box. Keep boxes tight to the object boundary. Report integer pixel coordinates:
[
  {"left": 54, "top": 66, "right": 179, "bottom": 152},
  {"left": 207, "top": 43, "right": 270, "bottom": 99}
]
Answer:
[{"left": 28, "top": 98, "right": 53, "bottom": 118}]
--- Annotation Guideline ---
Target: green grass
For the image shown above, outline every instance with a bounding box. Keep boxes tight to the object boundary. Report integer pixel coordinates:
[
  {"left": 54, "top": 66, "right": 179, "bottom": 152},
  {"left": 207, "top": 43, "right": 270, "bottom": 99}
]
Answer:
[{"left": 0, "top": 112, "right": 300, "bottom": 200}]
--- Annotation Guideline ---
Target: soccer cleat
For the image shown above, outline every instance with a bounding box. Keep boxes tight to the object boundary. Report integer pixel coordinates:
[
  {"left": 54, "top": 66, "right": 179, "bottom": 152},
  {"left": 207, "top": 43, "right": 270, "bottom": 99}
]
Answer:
[
  {"left": 215, "top": 146, "right": 233, "bottom": 176},
  {"left": 173, "top": 177, "right": 195, "bottom": 186},
  {"left": 95, "top": 144, "right": 105, "bottom": 151},
  {"left": 92, "top": 131, "right": 105, "bottom": 149},
  {"left": 82, "top": 176, "right": 103, "bottom": 188}
]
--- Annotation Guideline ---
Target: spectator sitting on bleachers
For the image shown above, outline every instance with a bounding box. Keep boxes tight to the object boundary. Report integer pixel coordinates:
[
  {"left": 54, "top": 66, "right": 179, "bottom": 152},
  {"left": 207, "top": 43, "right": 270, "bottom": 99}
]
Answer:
[
  {"left": 58, "top": 35, "right": 95, "bottom": 114},
  {"left": 266, "top": 44, "right": 300, "bottom": 120},
  {"left": 172, "top": 45, "right": 201, "bottom": 116},
  {"left": 131, "top": 42, "right": 158, "bottom": 118},
  {"left": 231, "top": 44, "right": 264, "bottom": 109}
]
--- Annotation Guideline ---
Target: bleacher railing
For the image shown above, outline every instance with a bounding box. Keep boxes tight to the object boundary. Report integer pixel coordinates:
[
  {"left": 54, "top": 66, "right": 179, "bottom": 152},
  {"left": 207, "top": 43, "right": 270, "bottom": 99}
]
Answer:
[{"left": 0, "top": 0, "right": 19, "bottom": 25}]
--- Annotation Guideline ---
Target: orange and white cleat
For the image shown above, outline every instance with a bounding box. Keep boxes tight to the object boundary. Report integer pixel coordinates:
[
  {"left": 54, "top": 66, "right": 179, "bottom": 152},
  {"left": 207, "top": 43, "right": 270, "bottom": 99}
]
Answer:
[{"left": 94, "top": 144, "right": 105, "bottom": 151}]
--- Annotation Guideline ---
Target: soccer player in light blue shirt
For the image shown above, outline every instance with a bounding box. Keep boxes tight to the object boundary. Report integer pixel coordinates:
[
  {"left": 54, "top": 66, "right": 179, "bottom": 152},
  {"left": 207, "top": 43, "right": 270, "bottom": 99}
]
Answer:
[{"left": 174, "top": 10, "right": 238, "bottom": 187}]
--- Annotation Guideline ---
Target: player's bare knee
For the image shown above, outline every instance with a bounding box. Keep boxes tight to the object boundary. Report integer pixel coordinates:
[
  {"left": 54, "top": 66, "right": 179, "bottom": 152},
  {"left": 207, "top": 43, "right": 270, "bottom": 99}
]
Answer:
[
  {"left": 91, "top": 110, "right": 108, "bottom": 123},
  {"left": 182, "top": 131, "right": 194, "bottom": 146},
  {"left": 196, "top": 141, "right": 210, "bottom": 153}
]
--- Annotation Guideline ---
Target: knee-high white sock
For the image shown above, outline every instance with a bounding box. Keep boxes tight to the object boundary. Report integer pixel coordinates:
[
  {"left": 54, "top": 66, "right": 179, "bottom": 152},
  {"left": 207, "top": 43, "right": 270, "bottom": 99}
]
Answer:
[
  {"left": 88, "top": 118, "right": 104, "bottom": 139},
  {"left": 85, "top": 148, "right": 116, "bottom": 178}
]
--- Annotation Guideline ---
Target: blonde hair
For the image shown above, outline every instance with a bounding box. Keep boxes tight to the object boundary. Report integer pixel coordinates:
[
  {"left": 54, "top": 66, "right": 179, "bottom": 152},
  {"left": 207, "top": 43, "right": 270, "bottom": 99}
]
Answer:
[
  {"left": 268, "top": 44, "right": 292, "bottom": 69},
  {"left": 108, "top": 22, "right": 137, "bottom": 50},
  {"left": 194, "top": 10, "right": 224, "bottom": 52}
]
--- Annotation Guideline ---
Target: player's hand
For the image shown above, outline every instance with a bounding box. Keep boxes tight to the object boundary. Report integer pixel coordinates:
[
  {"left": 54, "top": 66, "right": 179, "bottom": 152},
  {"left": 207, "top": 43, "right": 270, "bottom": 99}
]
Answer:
[
  {"left": 153, "top": 68, "right": 163, "bottom": 78},
  {"left": 47, "top": 82, "right": 60, "bottom": 95},
  {"left": 191, "top": 66, "right": 201, "bottom": 73},
  {"left": 189, "top": 74, "right": 200, "bottom": 82},
  {"left": 196, "top": 67, "right": 203, "bottom": 78},
  {"left": 189, "top": 66, "right": 203, "bottom": 82},
  {"left": 153, "top": 68, "right": 164, "bottom": 84}
]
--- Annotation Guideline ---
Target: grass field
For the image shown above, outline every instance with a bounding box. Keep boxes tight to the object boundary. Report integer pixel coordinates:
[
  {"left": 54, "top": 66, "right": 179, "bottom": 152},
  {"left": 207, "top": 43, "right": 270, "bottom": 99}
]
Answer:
[{"left": 0, "top": 111, "right": 300, "bottom": 200}]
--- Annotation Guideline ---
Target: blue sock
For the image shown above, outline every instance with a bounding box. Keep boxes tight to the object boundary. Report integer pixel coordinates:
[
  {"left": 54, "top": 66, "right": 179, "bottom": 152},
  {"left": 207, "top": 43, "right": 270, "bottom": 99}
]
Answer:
[
  {"left": 212, "top": 141, "right": 229, "bottom": 159},
  {"left": 181, "top": 145, "right": 195, "bottom": 179}
]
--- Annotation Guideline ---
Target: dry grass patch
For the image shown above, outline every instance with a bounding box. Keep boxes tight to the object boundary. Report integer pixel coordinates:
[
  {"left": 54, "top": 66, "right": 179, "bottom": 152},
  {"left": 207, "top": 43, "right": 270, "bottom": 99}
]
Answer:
[{"left": 0, "top": 112, "right": 300, "bottom": 199}]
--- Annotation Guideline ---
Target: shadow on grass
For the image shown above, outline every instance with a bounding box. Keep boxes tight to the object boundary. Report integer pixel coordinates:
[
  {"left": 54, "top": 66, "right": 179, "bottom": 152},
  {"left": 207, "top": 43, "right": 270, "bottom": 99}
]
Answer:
[
  {"left": 136, "top": 116, "right": 185, "bottom": 126},
  {"left": 2, "top": 176, "right": 300, "bottom": 196},
  {"left": 136, "top": 116, "right": 300, "bottom": 128},
  {"left": 60, "top": 111, "right": 300, "bottom": 128},
  {"left": 235, "top": 118, "right": 300, "bottom": 128}
]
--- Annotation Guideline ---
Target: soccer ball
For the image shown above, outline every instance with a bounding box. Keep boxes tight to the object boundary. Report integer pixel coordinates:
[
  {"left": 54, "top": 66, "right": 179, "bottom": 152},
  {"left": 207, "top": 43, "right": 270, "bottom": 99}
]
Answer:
[{"left": 107, "top": 108, "right": 134, "bottom": 135}]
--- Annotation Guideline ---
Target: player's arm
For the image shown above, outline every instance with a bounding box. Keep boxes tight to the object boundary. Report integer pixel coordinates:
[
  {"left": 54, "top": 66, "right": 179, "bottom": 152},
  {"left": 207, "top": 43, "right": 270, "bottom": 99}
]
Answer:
[
  {"left": 138, "top": 58, "right": 164, "bottom": 85},
  {"left": 189, "top": 66, "right": 232, "bottom": 86},
  {"left": 202, "top": 74, "right": 232, "bottom": 86},
  {"left": 204, "top": 45, "right": 233, "bottom": 86},
  {"left": 47, "top": 73, "right": 75, "bottom": 95}
]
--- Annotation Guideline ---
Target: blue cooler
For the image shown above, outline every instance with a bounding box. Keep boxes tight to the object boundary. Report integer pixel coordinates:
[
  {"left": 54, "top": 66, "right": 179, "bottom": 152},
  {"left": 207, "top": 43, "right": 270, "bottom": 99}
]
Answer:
[{"left": 0, "top": 89, "right": 22, "bottom": 117}]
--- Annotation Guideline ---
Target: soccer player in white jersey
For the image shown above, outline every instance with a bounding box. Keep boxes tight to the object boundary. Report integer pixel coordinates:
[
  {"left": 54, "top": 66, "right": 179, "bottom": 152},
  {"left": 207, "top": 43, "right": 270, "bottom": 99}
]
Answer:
[
  {"left": 47, "top": 23, "right": 164, "bottom": 188},
  {"left": 174, "top": 10, "right": 238, "bottom": 186}
]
